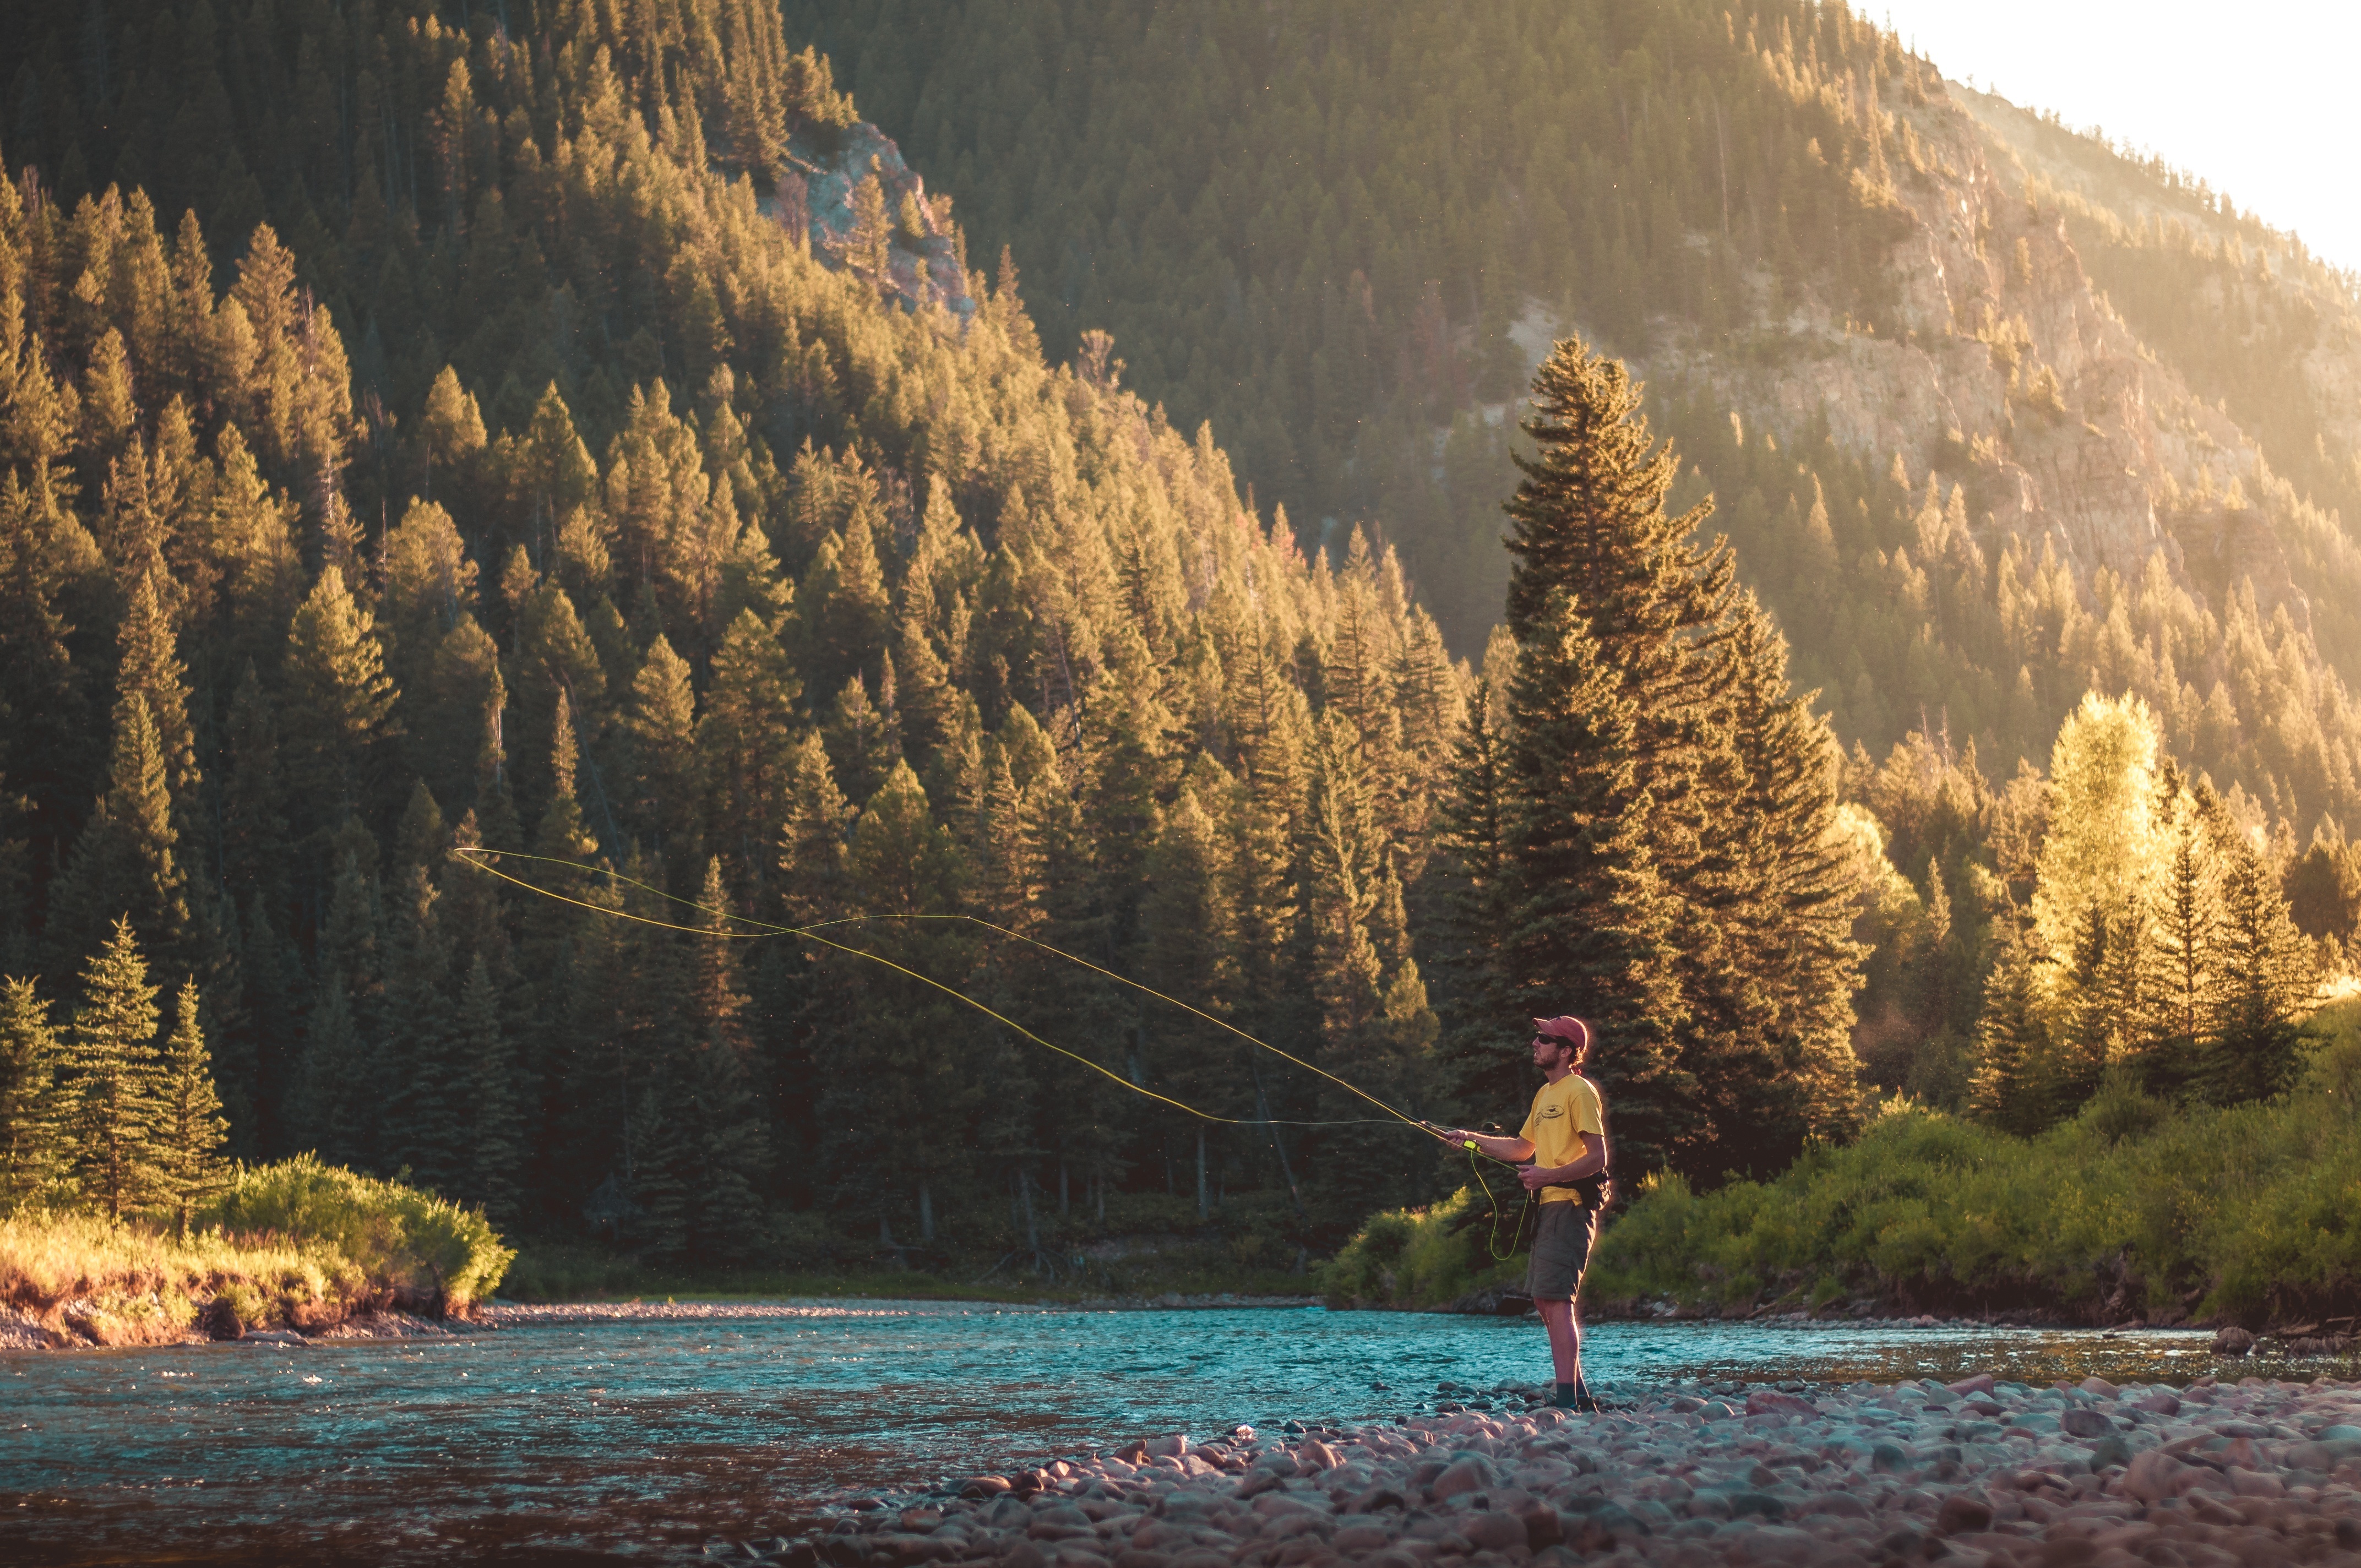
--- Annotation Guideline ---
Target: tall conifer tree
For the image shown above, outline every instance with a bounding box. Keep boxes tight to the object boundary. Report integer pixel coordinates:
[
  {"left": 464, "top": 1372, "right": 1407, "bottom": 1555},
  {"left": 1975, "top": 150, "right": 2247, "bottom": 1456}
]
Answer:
[
  {"left": 0, "top": 977, "right": 67, "bottom": 1210},
  {"left": 48, "top": 692, "right": 190, "bottom": 983},
  {"left": 281, "top": 564, "right": 400, "bottom": 835},
  {"left": 153, "top": 978, "right": 230, "bottom": 1235},
  {"left": 64, "top": 918, "right": 166, "bottom": 1220}
]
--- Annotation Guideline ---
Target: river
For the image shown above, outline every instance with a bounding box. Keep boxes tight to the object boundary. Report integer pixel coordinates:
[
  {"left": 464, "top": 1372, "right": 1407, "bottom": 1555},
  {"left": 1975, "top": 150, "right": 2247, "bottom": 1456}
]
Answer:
[{"left": 0, "top": 1303, "right": 2290, "bottom": 1564}]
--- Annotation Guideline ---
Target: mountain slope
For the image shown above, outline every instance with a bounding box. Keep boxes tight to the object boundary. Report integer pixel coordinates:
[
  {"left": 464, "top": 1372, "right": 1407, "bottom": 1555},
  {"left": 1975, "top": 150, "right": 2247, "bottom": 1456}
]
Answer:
[{"left": 798, "top": 0, "right": 2361, "bottom": 835}]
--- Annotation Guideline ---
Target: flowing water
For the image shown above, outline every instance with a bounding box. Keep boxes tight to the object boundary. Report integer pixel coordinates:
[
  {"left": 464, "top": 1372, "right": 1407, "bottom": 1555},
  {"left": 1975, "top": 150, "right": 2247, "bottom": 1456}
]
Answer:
[{"left": 0, "top": 1303, "right": 2306, "bottom": 1565}]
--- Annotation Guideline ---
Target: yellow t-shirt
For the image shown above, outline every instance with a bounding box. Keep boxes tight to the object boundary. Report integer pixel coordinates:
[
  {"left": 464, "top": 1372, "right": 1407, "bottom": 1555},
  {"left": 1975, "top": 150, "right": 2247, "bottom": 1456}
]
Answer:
[{"left": 1520, "top": 1072, "right": 1604, "bottom": 1205}]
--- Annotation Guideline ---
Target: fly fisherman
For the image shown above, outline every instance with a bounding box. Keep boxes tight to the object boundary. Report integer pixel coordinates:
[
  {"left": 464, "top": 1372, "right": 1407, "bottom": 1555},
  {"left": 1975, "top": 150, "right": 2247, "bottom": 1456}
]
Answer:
[{"left": 1430, "top": 1016, "right": 1609, "bottom": 1412}]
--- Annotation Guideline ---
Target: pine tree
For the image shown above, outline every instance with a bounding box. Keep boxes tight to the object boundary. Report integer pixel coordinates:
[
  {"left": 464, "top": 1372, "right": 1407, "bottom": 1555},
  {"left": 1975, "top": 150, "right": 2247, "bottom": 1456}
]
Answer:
[
  {"left": 1136, "top": 782, "right": 1241, "bottom": 1221},
  {"left": 1431, "top": 668, "right": 1519, "bottom": 1119},
  {"left": 1475, "top": 335, "right": 1748, "bottom": 1175},
  {"left": 831, "top": 169, "right": 894, "bottom": 291},
  {"left": 458, "top": 954, "right": 523, "bottom": 1229},
  {"left": 382, "top": 860, "right": 465, "bottom": 1192},
  {"left": 1303, "top": 714, "right": 1433, "bottom": 1224},
  {"left": 0, "top": 976, "right": 67, "bottom": 1211},
  {"left": 701, "top": 608, "right": 803, "bottom": 890},
  {"left": 672, "top": 856, "right": 771, "bottom": 1262},
  {"left": 777, "top": 732, "right": 857, "bottom": 925},
  {"left": 281, "top": 564, "right": 400, "bottom": 834},
  {"left": 153, "top": 978, "right": 230, "bottom": 1235},
  {"left": 219, "top": 661, "right": 291, "bottom": 918},
  {"left": 531, "top": 689, "right": 601, "bottom": 868},
  {"left": 63, "top": 918, "right": 166, "bottom": 1221},
  {"left": 1687, "top": 595, "right": 1864, "bottom": 1177},
  {"left": 819, "top": 763, "right": 975, "bottom": 1245},
  {"left": 1498, "top": 589, "right": 1694, "bottom": 1172},
  {"left": 2206, "top": 824, "right": 2313, "bottom": 1104},
  {"left": 114, "top": 568, "right": 200, "bottom": 814},
  {"left": 2143, "top": 769, "right": 2222, "bottom": 1098},
  {"left": 621, "top": 634, "right": 702, "bottom": 858},
  {"left": 48, "top": 690, "right": 191, "bottom": 982},
  {"left": 1968, "top": 918, "right": 2049, "bottom": 1135},
  {"left": 294, "top": 833, "right": 382, "bottom": 1167}
]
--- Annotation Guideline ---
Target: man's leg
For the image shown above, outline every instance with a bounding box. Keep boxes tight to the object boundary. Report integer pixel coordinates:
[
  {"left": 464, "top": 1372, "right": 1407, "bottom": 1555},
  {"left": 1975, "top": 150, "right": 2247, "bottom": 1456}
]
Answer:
[
  {"left": 1528, "top": 1203, "right": 1591, "bottom": 1408},
  {"left": 1538, "top": 1297, "right": 1581, "bottom": 1388}
]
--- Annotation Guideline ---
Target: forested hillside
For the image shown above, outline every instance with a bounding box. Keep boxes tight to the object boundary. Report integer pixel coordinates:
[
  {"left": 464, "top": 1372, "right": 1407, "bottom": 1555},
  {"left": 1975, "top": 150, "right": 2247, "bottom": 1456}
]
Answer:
[{"left": 797, "top": 0, "right": 2361, "bottom": 836}]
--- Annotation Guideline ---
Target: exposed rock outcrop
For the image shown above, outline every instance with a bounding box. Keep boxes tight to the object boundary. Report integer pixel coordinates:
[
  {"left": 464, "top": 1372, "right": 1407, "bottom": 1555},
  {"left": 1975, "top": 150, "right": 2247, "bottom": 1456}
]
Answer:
[
  {"left": 784, "top": 122, "right": 976, "bottom": 320},
  {"left": 1632, "top": 66, "right": 2328, "bottom": 636}
]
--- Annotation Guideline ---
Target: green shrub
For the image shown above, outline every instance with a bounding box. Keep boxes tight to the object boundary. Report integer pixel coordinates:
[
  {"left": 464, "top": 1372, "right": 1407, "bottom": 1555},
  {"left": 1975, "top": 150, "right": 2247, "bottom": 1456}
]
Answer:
[
  {"left": 215, "top": 1281, "right": 269, "bottom": 1331},
  {"left": 1323, "top": 1187, "right": 1520, "bottom": 1308},
  {"left": 206, "top": 1155, "right": 514, "bottom": 1310}
]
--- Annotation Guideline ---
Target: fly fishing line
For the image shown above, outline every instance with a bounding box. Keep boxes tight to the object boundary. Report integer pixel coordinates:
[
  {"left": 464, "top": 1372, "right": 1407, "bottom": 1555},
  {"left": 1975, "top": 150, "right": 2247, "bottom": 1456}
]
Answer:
[{"left": 455, "top": 846, "right": 1538, "bottom": 1232}]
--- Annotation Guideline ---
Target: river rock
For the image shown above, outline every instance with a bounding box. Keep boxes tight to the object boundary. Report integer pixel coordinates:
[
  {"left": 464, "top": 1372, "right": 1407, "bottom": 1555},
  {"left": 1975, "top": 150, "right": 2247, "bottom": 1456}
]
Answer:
[
  {"left": 2060, "top": 1407, "right": 2113, "bottom": 1437},
  {"left": 1934, "top": 1492, "right": 1994, "bottom": 1534},
  {"left": 2213, "top": 1325, "right": 2256, "bottom": 1355}
]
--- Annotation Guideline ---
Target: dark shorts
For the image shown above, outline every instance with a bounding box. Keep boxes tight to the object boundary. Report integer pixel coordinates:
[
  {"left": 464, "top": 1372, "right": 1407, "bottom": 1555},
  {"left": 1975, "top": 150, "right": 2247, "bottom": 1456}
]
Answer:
[{"left": 1526, "top": 1200, "right": 1595, "bottom": 1302}]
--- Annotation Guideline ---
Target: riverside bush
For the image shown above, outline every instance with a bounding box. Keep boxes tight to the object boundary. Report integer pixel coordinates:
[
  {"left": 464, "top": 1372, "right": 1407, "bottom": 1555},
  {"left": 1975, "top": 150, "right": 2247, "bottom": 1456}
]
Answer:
[
  {"left": 206, "top": 1156, "right": 514, "bottom": 1312},
  {"left": 1322, "top": 1188, "right": 1521, "bottom": 1308},
  {"left": 1586, "top": 1020, "right": 2361, "bottom": 1325}
]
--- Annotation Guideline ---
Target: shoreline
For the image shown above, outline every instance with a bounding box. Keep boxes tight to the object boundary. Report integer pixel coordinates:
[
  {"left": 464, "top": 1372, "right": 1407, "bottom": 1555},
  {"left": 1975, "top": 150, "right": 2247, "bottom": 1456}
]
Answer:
[
  {"left": 765, "top": 1373, "right": 2361, "bottom": 1568},
  {"left": 474, "top": 1292, "right": 1326, "bottom": 1328},
  {"left": 8, "top": 1289, "right": 2346, "bottom": 1355}
]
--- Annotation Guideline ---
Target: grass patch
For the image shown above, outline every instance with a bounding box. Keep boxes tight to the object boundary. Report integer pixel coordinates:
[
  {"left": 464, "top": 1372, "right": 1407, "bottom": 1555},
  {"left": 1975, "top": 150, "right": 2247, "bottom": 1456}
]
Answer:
[{"left": 0, "top": 1156, "right": 514, "bottom": 1344}]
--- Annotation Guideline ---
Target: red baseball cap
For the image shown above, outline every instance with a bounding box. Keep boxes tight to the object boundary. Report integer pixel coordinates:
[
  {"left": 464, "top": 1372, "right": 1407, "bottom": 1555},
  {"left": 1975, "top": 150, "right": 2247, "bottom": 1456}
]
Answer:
[{"left": 1533, "top": 1016, "right": 1591, "bottom": 1049}]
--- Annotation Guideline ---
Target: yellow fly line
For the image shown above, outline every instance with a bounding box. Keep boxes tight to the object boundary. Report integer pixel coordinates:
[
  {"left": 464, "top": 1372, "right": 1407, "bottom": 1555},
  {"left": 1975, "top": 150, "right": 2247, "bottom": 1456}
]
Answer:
[
  {"left": 454, "top": 846, "right": 1450, "bottom": 1136},
  {"left": 453, "top": 845, "right": 1538, "bottom": 1256}
]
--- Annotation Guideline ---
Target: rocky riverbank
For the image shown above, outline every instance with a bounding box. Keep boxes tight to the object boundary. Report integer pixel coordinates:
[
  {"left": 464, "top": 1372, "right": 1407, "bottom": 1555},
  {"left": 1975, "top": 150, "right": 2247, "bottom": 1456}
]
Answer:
[{"left": 753, "top": 1373, "right": 2361, "bottom": 1567}]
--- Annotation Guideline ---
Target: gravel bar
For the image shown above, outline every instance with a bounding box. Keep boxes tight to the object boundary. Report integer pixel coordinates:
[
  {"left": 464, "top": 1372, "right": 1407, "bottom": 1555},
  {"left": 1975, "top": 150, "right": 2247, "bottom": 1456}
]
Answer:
[{"left": 741, "top": 1373, "right": 2361, "bottom": 1567}]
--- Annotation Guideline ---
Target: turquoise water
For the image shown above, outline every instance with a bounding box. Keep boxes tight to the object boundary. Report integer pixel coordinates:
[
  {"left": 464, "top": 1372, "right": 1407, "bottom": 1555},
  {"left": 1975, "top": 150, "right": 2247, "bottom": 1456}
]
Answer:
[{"left": 0, "top": 1305, "right": 2249, "bottom": 1564}]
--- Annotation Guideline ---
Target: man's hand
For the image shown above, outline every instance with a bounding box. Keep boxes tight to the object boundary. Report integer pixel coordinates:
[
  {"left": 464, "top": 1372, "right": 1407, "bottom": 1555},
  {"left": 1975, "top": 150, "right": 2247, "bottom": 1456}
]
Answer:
[{"left": 1516, "top": 1162, "right": 1558, "bottom": 1192}]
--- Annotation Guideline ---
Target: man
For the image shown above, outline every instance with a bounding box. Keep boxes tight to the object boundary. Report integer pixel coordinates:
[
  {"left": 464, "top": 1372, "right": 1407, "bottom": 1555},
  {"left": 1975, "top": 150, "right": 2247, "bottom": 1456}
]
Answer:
[{"left": 1432, "top": 1015, "right": 1608, "bottom": 1412}]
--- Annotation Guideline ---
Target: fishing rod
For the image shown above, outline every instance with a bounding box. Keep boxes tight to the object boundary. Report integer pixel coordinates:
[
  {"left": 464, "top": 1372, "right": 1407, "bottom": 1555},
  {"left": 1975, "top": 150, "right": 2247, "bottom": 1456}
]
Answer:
[{"left": 454, "top": 846, "right": 1538, "bottom": 1255}]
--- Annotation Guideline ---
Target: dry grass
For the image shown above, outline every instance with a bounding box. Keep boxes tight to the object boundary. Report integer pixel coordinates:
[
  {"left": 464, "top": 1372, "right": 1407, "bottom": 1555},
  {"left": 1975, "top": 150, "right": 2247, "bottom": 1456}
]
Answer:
[
  {"left": 0, "top": 1209, "right": 358, "bottom": 1344},
  {"left": 0, "top": 1157, "right": 512, "bottom": 1346}
]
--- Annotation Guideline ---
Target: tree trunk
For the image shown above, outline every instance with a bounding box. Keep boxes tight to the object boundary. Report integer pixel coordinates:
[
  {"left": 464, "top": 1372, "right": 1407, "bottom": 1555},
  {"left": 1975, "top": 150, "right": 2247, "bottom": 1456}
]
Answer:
[
  {"left": 1059, "top": 1158, "right": 1069, "bottom": 1215},
  {"left": 1195, "top": 1125, "right": 1209, "bottom": 1218},
  {"left": 1250, "top": 1059, "right": 1308, "bottom": 1222},
  {"left": 1019, "top": 1167, "right": 1041, "bottom": 1272},
  {"left": 919, "top": 1178, "right": 934, "bottom": 1243}
]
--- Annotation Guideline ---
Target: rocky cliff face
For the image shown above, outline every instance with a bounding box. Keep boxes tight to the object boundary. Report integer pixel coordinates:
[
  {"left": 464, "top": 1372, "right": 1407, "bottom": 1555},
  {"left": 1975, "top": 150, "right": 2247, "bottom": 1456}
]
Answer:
[
  {"left": 784, "top": 121, "right": 977, "bottom": 319},
  {"left": 1634, "top": 67, "right": 2354, "bottom": 639}
]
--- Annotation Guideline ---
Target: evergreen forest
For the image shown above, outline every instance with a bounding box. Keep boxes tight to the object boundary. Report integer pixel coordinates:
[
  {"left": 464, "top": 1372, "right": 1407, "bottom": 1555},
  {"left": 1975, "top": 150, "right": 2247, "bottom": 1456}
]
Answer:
[{"left": 0, "top": 0, "right": 2348, "bottom": 1281}]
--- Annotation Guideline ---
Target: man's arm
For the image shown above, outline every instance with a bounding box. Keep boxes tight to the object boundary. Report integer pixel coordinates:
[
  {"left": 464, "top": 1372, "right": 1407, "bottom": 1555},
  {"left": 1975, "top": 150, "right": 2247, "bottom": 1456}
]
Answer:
[
  {"left": 1516, "top": 1130, "right": 1606, "bottom": 1191},
  {"left": 1427, "top": 1124, "right": 1535, "bottom": 1163}
]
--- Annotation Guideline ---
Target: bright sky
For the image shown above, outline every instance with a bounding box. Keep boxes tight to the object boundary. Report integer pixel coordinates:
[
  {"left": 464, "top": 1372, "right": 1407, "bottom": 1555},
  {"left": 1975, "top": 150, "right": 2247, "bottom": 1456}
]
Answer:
[{"left": 1875, "top": 0, "right": 2361, "bottom": 276}]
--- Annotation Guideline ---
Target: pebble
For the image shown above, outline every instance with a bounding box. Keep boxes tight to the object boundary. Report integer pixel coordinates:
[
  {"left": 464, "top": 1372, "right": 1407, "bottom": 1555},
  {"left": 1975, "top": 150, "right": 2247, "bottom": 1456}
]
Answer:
[{"left": 750, "top": 1373, "right": 2361, "bottom": 1567}]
